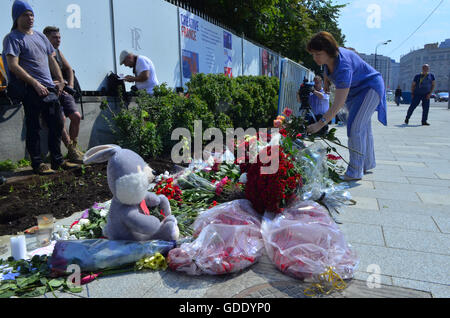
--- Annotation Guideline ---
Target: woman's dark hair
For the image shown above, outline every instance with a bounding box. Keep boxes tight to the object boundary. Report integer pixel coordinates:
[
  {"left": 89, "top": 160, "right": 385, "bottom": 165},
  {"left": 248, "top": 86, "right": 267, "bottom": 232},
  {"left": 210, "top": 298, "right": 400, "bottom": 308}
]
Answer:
[{"left": 306, "top": 31, "right": 340, "bottom": 58}]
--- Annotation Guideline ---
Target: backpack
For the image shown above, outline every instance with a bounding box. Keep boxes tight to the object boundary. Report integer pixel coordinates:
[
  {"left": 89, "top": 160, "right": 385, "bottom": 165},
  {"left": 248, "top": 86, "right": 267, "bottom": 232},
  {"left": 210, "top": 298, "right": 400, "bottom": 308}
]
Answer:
[{"left": 105, "top": 72, "right": 125, "bottom": 97}]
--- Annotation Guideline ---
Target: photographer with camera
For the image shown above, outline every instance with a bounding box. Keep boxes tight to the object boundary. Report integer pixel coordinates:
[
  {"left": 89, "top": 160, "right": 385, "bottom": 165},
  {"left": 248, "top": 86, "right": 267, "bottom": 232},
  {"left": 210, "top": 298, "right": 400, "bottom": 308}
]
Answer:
[
  {"left": 296, "top": 76, "right": 330, "bottom": 136},
  {"left": 2, "top": 1, "right": 77, "bottom": 175},
  {"left": 306, "top": 32, "right": 387, "bottom": 181},
  {"left": 44, "top": 26, "right": 84, "bottom": 164}
]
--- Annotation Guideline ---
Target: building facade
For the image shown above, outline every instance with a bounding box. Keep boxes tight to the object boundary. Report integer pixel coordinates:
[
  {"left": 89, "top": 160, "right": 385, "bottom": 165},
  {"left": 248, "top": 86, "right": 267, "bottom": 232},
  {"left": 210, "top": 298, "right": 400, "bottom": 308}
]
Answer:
[
  {"left": 399, "top": 40, "right": 450, "bottom": 93},
  {"left": 358, "top": 53, "right": 399, "bottom": 90}
]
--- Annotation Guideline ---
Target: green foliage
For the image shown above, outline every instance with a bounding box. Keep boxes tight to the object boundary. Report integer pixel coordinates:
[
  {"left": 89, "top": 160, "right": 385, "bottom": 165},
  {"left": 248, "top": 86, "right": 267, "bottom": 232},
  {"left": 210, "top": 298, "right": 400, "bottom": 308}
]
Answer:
[
  {"left": 187, "top": 74, "right": 279, "bottom": 129},
  {"left": 0, "top": 159, "right": 31, "bottom": 171},
  {"left": 103, "top": 76, "right": 279, "bottom": 159},
  {"left": 0, "top": 255, "right": 82, "bottom": 298}
]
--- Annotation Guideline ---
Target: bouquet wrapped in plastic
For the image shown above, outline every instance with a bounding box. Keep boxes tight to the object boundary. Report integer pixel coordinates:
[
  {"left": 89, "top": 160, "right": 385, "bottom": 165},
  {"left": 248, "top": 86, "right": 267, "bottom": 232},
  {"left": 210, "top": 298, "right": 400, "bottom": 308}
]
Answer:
[
  {"left": 297, "top": 143, "right": 354, "bottom": 223},
  {"left": 50, "top": 239, "right": 176, "bottom": 273},
  {"left": 261, "top": 199, "right": 359, "bottom": 280},
  {"left": 167, "top": 200, "right": 264, "bottom": 275}
]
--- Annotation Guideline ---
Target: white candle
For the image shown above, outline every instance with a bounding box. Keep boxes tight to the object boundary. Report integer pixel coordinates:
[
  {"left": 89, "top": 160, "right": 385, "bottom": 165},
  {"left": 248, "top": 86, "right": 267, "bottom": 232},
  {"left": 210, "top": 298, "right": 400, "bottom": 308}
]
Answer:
[{"left": 10, "top": 235, "right": 27, "bottom": 260}]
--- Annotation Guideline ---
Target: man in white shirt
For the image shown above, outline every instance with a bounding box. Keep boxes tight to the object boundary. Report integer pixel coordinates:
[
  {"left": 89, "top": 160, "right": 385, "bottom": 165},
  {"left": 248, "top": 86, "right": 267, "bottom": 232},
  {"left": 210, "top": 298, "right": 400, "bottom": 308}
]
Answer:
[{"left": 119, "top": 50, "right": 159, "bottom": 95}]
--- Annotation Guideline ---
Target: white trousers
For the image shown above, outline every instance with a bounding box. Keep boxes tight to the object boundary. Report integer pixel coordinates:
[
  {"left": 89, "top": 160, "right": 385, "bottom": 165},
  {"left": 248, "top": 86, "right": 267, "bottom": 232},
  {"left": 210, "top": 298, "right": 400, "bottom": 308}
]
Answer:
[{"left": 346, "top": 89, "right": 381, "bottom": 179}]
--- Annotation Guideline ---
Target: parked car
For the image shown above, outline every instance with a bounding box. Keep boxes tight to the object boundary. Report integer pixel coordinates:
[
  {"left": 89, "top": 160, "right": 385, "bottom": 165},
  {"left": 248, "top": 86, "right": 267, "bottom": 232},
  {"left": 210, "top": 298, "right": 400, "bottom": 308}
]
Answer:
[
  {"left": 430, "top": 93, "right": 436, "bottom": 100},
  {"left": 436, "top": 92, "right": 449, "bottom": 102}
]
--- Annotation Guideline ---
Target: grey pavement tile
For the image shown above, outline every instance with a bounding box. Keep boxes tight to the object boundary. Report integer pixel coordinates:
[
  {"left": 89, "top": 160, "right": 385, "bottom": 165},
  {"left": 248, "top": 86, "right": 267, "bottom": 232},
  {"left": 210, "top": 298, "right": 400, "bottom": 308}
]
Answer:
[
  {"left": 347, "top": 196, "right": 379, "bottom": 210},
  {"left": 383, "top": 228, "right": 450, "bottom": 255},
  {"left": 406, "top": 177, "right": 450, "bottom": 188},
  {"left": 349, "top": 188, "right": 422, "bottom": 202},
  {"left": 80, "top": 271, "right": 157, "bottom": 298},
  {"left": 391, "top": 277, "right": 450, "bottom": 298},
  {"left": 350, "top": 243, "right": 450, "bottom": 285},
  {"left": 338, "top": 223, "right": 385, "bottom": 247},
  {"left": 378, "top": 198, "right": 450, "bottom": 218},
  {"left": 340, "top": 207, "right": 439, "bottom": 232},
  {"left": 436, "top": 173, "right": 450, "bottom": 180},
  {"left": 393, "top": 151, "right": 442, "bottom": 158},
  {"left": 417, "top": 192, "right": 450, "bottom": 206},
  {"left": 432, "top": 216, "right": 450, "bottom": 234},
  {"left": 353, "top": 271, "right": 393, "bottom": 286},
  {"left": 373, "top": 181, "right": 450, "bottom": 194},
  {"left": 363, "top": 173, "right": 410, "bottom": 184}
]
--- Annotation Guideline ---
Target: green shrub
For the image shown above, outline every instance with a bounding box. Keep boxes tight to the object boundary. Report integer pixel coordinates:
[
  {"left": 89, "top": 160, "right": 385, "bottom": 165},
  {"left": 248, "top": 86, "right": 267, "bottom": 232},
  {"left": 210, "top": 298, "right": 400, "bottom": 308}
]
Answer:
[{"left": 104, "top": 75, "right": 279, "bottom": 159}]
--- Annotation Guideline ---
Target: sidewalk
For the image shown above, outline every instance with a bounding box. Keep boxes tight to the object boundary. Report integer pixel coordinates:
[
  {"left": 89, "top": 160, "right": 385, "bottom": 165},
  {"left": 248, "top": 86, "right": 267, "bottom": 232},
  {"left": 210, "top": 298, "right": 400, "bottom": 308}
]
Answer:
[
  {"left": 334, "top": 101, "right": 450, "bottom": 298},
  {"left": 1, "top": 101, "right": 448, "bottom": 298}
]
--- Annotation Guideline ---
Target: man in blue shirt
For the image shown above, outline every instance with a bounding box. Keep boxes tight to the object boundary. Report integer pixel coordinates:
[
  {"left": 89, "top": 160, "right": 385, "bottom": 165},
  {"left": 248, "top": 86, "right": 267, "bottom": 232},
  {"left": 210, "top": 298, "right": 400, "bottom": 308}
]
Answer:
[
  {"left": 2, "top": 0, "right": 77, "bottom": 174},
  {"left": 404, "top": 64, "right": 435, "bottom": 126},
  {"left": 308, "top": 75, "right": 330, "bottom": 119}
]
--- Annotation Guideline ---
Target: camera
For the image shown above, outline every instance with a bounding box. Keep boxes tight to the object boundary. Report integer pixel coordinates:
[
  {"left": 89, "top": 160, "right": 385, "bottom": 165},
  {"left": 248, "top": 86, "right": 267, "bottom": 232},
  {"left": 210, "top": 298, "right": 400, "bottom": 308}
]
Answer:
[{"left": 298, "top": 79, "right": 314, "bottom": 110}]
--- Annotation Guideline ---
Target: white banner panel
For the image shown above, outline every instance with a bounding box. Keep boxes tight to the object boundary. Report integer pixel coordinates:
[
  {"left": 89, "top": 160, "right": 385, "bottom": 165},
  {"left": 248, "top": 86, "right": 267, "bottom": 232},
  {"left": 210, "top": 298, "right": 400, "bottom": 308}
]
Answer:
[
  {"left": 1, "top": 0, "right": 115, "bottom": 91},
  {"left": 113, "top": 0, "right": 180, "bottom": 89},
  {"left": 179, "top": 8, "right": 239, "bottom": 85},
  {"left": 243, "top": 39, "right": 260, "bottom": 76}
]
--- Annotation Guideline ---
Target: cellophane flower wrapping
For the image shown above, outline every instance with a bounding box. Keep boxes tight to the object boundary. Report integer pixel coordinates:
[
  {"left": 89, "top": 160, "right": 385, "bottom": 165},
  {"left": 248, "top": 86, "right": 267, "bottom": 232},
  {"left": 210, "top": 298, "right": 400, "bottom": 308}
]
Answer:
[
  {"left": 50, "top": 239, "right": 176, "bottom": 273},
  {"left": 261, "top": 199, "right": 359, "bottom": 280},
  {"left": 167, "top": 199, "right": 264, "bottom": 275},
  {"left": 297, "top": 143, "right": 352, "bottom": 209}
]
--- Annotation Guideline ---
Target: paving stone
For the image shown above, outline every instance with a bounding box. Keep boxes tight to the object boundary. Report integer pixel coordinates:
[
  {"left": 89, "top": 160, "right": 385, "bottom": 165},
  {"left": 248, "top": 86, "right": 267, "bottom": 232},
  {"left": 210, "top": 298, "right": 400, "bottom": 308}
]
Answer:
[
  {"left": 406, "top": 177, "right": 450, "bottom": 187},
  {"left": 417, "top": 192, "right": 450, "bottom": 206},
  {"left": 339, "top": 208, "right": 439, "bottom": 232},
  {"left": 383, "top": 228, "right": 450, "bottom": 255},
  {"left": 350, "top": 243, "right": 450, "bottom": 285},
  {"left": 373, "top": 181, "right": 450, "bottom": 194},
  {"left": 377, "top": 160, "right": 426, "bottom": 167},
  {"left": 338, "top": 223, "right": 385, "bottom": 247},
  {"left": 391, "top": 277, "right": 450, "bottom": 298},
  {"left": 378, "top": 198, "right": 450, "bottom": 218},
  {"left": 349, "top": 188, "right": 421, "bottom": 202},
  {"left": 432, "top": 216, "right": 450, "bottom": 234},
  {"left": 347, "top": 196, "right": 379, "bottom": 210},
  {"left": 436, "top": 173, "right": 450, "bottom": 180}
]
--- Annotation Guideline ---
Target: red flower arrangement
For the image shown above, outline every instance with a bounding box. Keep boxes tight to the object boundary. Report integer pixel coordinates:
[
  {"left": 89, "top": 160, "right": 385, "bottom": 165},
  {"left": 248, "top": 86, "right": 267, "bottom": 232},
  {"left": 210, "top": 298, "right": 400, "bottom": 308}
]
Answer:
[
  {"left": 153, "top": 178, "right": 183, "bottom": 202},
  {"left": 240, "top": 144, "right": 303, "bottom": 214}
]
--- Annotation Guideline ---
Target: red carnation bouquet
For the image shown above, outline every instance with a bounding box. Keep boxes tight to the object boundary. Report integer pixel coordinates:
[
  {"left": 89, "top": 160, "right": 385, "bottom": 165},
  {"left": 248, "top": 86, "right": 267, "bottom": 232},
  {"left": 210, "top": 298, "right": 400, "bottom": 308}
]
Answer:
[{"left": 239, "top": 137, "right": 303, "bottom": 214}]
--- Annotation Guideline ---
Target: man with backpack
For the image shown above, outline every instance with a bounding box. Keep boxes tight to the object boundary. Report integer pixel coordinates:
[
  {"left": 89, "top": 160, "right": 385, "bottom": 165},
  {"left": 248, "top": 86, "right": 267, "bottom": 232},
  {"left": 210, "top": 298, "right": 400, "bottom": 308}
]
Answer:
[{"left": 43, "top": 26, "right": 84, "bottom": 163}]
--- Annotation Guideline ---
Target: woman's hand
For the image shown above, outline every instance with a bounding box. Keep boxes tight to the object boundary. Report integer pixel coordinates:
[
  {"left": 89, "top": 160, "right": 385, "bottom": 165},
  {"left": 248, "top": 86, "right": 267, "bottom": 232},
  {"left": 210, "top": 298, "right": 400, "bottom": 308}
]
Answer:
[{"left": 307, "top": 121, "right": 325, "bottom": 134}]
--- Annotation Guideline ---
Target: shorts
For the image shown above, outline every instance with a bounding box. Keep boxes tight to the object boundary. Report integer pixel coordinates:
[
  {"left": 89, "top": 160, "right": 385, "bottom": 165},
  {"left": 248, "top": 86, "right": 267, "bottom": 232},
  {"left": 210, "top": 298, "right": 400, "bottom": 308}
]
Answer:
[{"left": 59, "top": 93, "right": 78, "bottom": 117}]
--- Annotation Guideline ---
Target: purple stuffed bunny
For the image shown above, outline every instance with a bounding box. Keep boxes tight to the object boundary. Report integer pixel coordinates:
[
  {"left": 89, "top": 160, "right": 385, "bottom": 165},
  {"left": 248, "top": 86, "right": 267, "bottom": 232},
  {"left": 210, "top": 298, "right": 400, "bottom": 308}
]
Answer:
[{"left": 83, "top": 145, "right": 179, "bottom": 241}]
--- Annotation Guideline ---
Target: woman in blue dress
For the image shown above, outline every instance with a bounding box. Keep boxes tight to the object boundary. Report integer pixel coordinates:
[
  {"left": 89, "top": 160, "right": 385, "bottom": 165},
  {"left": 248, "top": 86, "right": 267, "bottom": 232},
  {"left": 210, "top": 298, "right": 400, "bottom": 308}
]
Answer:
[{"left": 306, "top": 32, "right": 387, "bottom": 181}]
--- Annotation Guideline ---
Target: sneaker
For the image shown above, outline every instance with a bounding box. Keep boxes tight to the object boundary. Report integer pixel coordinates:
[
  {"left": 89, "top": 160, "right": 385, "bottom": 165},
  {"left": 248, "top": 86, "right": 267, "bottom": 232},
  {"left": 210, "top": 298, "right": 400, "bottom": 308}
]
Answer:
[
  {"left": 404, "top": 118, "right": 409, "bottom": 125},
  {"left": 422, "top": 122, "right": 430, "bottom": 126},
  {"left": 67, "top": 142, "right": 85, "bottom": 164},
  {"left": 33, "top": 163, "right": 56, "bottom": 175},
  {"left": 53, "top": 160, "right": 79, "bottom": 171}
]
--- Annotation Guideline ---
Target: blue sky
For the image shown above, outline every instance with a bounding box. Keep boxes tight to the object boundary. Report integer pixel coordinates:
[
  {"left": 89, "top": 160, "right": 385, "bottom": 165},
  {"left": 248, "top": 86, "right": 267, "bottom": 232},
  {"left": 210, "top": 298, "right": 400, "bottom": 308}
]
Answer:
[{"left": 333, "top": 0, "right": 450, "bottom": 62}]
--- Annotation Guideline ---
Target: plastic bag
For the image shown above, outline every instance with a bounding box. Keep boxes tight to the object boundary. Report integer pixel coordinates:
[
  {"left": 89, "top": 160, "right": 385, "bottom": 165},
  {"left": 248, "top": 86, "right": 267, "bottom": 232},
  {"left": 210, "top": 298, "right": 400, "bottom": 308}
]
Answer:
[
  {"left": 192, "top": 199, "right": 262, "bottom": 236},
  {"left": 50, "top": 239, "right": 176, "bottom": 273},
  {"left": 297, "top": 143, "right": 353, "bottom": 223},
  {"left": 261, "top": 199, "right": 359, "bottom": 280},
  {"left": 167, "top": 200, "right": 264, "bottom": 275}
]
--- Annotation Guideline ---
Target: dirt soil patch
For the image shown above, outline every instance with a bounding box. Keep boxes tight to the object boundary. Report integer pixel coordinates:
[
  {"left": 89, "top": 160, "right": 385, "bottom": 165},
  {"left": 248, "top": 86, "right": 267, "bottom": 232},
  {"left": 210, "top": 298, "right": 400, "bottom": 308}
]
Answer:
[{"left": 0, "top": 159, "right": 177, "bottom": 236}]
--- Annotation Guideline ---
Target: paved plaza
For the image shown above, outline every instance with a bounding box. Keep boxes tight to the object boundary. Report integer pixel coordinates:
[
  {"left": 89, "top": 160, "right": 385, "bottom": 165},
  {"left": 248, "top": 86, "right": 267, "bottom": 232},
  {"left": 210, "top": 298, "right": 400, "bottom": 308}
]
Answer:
[{"left": 0, "top": 101, "right": 449, "bottom": 298}]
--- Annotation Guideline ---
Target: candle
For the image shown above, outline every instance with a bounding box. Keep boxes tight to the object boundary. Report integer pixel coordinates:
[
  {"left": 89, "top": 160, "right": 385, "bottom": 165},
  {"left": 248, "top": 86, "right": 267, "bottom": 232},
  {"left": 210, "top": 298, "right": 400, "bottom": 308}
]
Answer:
[{"left": 10, "top": 235, "right": 27, "bottom": 260}]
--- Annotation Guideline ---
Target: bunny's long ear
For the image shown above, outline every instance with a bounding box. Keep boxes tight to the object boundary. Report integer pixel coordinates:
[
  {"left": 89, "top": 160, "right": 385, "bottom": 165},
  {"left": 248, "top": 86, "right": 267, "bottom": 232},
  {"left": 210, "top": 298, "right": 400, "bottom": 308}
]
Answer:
[{"left": 83, "top": 144, "right": 121, "bottom": 164}]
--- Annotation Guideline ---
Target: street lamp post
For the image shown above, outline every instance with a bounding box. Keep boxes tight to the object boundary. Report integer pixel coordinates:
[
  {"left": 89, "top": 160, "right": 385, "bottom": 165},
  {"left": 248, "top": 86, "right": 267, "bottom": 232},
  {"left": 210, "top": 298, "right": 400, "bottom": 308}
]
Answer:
[{"left": 374, "top": 40, "right": 391, "bottom": 71}]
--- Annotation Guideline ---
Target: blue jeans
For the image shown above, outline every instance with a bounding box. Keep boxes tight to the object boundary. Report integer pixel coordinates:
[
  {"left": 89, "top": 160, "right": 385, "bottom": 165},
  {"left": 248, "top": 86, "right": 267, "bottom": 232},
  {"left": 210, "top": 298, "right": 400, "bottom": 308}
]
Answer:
[
  {"left": 23, "top": 86, "right": 64, "bottom": 170},
  {"left": 406, "top": 94, "right": 430, "bottom": 123}
]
